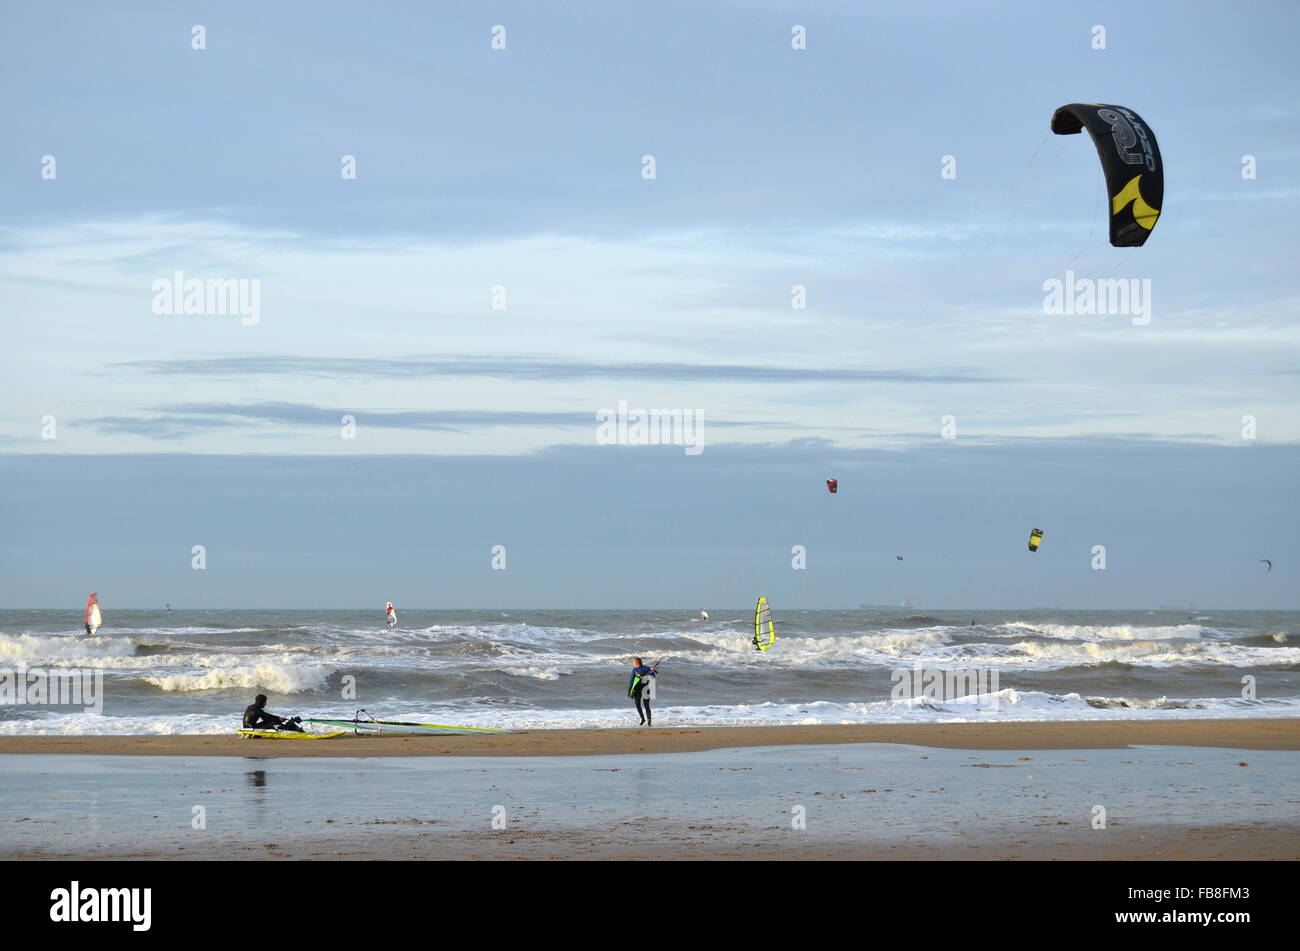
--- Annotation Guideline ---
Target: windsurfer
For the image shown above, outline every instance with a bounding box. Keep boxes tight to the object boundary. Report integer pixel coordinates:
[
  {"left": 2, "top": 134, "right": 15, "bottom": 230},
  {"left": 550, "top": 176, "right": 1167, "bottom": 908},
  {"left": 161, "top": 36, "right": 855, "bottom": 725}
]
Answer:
[{"left": 243, "top": 694, "right": 302, "bottom": 732}]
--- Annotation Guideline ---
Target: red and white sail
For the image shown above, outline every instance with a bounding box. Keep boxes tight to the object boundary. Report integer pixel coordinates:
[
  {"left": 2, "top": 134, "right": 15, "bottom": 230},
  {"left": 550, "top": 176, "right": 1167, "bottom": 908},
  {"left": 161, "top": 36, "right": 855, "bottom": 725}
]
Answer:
[{"left": 85, "top": 593, "right": 102, "bottom": 635}]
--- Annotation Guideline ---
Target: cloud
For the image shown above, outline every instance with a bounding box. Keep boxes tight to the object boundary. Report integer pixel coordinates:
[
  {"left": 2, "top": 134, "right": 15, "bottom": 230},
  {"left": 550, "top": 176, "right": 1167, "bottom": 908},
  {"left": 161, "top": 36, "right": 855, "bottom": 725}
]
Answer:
[
  {"left": 85, "top": 402, "right": 807, "bottom": 436},
  {"left": 86, "top": 415, "right": 248, "bottom": 438},
  {"left": 113, "top": 355, "right": 1004, "bottom": 385}
]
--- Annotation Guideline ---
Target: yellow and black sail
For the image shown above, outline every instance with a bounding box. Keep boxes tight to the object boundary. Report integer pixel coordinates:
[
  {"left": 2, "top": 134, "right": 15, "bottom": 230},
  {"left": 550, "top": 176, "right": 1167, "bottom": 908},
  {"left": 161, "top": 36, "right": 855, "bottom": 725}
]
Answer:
[
  {"left": 1028, "top": 528, "right": 1044, "bottom": 553},
  {"left": 753, "top": 597, "right": 776, "bottom": 651}
]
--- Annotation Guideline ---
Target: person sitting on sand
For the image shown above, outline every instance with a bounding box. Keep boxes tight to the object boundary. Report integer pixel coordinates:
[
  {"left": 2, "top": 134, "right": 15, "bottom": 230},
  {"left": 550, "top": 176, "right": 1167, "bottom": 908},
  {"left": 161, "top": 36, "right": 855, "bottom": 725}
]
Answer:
[
  {"left": 628, "top": 657, "right": 657, "bottom": 727},
  {"left": 243, "top": 694, "right": 301, "bottom": 732}
]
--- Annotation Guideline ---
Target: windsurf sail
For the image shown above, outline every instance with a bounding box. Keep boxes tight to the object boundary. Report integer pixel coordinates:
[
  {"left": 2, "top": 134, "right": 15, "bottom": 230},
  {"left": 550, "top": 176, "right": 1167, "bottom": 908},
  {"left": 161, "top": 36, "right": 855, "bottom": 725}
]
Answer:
[
  {"left": 85, "top": 593, "right": 102, "bottom": 635},
  {"left": 304, "top": 710, "right": 510, "bottom": 735},
  {"left": 699, "top": 610, "right": 709, "bottom": 621},
  {"left": 753, "top": 596, "right": 775, "bottom": 652},
  {"left": 385, "top": 602, "right": 397, "bottom": 627}
]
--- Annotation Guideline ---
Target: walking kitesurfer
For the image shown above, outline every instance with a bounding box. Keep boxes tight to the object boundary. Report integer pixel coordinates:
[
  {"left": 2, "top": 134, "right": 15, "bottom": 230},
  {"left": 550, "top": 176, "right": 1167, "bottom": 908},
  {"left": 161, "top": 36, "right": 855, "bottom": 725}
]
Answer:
[{"left": 628, "top": 657, "right": 657, "bottom": 727}]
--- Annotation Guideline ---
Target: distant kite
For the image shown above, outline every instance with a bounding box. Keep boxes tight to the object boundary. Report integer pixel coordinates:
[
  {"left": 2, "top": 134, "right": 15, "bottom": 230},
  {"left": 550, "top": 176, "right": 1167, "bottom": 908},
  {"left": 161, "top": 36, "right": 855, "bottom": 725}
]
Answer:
[
  {"left": 1028, "top": 528, "right": 1044, "bottom": 553},
  {"left": 896, "top": 555, "right": 904, "bottom": 561},
  {"left": 1261, "top": 559, "right": 1273, "bottom": 572},
  {"left": 826, "top": 479, "right": 838, "bottom": 494}
]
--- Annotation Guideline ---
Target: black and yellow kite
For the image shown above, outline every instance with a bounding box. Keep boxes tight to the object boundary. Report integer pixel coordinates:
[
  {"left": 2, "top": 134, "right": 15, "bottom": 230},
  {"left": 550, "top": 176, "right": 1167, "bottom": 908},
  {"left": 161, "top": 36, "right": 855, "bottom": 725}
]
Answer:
[
  {"left": 1051, "top": 103, "right": 1163, "bottom": 247},
  {"left": 1028, "top": 528, "right": 1044, "bottom": 553}
]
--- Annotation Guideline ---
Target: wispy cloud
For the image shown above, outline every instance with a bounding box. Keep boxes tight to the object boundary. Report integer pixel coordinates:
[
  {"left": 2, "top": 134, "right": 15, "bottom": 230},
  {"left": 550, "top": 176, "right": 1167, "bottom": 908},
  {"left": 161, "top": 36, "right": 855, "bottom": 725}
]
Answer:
[
  {"left": 86, "top": 402, "right": 810, "bottom": 436},
  {"left": 113, "top": 356, "right": 1004, "bottom": 385}
]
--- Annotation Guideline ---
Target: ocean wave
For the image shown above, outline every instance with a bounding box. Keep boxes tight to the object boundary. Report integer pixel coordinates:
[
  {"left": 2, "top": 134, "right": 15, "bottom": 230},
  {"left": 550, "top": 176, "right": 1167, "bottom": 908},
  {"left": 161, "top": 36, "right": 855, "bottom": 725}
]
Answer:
[
  {"left": 626, "top": 628, "right": 1298, "bottom": 671},
  {"left": 1011, "top": 639, "right": 1300, "bottom": 669},
  {"left": 115, "top": 626, "right": 268, "bottom": 636},
  {"left": 0, "top": 633, "right": 134, "bottom": 662},
  {"left": 997, "top": 622, "right": 1221, "bottom": 641},
  {"left": 425, "top": 693, "right": 1300, "bottom": 728},
  {"left": 675, "top": 629, "right": 955, "bottom": 664},
  {"left": 140, "top": 663, "right": 331, "bottom": 694},
  {"left": 3, "top": 691, "right": 1298, "bottom": 735},
  {"left": 15, "top": 625, "right": 1288, "bottom": 680},
  {"left": 0, "top": 712, "right": 231, "bottom": 736},
  {"left": 499, "top": 666, "right": 572, "bottom": 681}
]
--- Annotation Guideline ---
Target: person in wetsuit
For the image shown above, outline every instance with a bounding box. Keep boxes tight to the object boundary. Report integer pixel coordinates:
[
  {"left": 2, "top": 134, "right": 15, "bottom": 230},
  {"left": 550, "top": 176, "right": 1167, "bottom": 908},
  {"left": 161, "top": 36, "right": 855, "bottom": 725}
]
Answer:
[
  {"left": 242, "top": 694, "right": 301, "bottom": 732},
  {"left": 628, "top": 657, "right": 657, "bottom": 727}
]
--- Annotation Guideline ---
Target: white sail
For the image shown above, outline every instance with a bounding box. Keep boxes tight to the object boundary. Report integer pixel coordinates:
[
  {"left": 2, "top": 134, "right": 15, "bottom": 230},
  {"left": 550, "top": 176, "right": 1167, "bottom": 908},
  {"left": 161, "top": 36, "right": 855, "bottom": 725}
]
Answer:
[
  {"left": 85, "top": 593, "right": 102, "bottom": 636},
  {"left": 385, "top": 602, "right": 396, "bottom": 627}
]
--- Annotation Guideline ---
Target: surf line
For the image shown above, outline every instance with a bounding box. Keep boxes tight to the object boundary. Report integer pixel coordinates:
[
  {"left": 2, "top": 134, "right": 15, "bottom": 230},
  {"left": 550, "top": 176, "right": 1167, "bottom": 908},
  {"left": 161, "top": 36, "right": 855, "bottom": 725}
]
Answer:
[{"left": 890, "top": 663, "right": 1002, "bottom": 711}]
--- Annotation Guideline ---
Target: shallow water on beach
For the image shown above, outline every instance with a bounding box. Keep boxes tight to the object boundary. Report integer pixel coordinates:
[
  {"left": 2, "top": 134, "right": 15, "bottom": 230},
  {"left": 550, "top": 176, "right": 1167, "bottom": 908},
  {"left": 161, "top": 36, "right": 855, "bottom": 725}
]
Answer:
[{"left": 1, "top": 743, "right": 1296, "bottom": 858}]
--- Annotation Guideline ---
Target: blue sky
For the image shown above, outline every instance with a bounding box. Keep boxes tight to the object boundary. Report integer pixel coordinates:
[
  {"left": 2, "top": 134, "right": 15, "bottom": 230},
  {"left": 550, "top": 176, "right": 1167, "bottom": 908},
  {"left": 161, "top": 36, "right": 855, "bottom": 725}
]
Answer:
[{"left": 1, "top": 1, "right": 1297, "bottom": 607}]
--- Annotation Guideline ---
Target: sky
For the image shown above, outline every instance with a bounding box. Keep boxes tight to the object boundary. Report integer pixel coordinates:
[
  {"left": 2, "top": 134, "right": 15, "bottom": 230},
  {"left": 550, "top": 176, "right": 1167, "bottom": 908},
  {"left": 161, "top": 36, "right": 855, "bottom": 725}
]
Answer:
[{"left": 1, "top": 1, "right": 1297, "bottom": 608}]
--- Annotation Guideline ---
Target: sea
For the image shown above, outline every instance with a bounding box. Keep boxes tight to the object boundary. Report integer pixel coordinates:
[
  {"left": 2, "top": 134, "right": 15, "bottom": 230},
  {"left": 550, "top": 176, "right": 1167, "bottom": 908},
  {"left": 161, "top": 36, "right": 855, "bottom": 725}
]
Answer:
[{"left": 1, "top": 608, "right": 1296, "bottom": 734}]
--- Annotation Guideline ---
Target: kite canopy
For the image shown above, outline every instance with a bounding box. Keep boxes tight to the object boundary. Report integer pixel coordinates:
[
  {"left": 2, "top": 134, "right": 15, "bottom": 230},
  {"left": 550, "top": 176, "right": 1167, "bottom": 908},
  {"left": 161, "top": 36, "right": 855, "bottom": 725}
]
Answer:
[
  {"left": 1051, "top": 103, "right": 1163, "bottom": 247},
  {"left": 826, "top": 479, "right": 838, "bottom": 494},
  {"left": 1028, "top": 529, "right": 1044, "bottom": 553}
]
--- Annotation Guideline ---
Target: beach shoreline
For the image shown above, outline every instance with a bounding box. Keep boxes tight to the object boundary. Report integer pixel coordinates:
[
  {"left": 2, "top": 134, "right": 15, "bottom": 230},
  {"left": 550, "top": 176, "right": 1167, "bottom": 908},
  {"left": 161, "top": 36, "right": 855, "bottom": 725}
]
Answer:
[{"left": 1, "top": 718, "right": 1296, "bottom": 757}]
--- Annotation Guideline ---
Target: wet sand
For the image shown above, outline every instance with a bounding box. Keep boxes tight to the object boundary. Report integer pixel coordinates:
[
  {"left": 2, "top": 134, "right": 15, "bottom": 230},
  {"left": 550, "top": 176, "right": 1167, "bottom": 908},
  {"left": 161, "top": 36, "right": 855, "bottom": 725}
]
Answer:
[
  {"left": 1, "top": 718, "right": 1296, "bottom": 757},
  {"left": 2, "top": 737, "right": 1298, "bottom": 861},
  {"left": 17, "top": 822, "right": 1293, "bottom": 861},
  {"left": 403, "top": 821, "right": 1300, "bottom": 862}
]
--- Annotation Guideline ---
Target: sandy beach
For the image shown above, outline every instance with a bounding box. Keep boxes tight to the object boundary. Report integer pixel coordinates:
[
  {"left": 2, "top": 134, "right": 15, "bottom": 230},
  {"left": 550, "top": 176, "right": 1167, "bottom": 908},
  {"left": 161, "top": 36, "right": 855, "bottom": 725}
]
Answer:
[{"left": 1, "top": 718, "right": 1295, "bottom": 757}]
